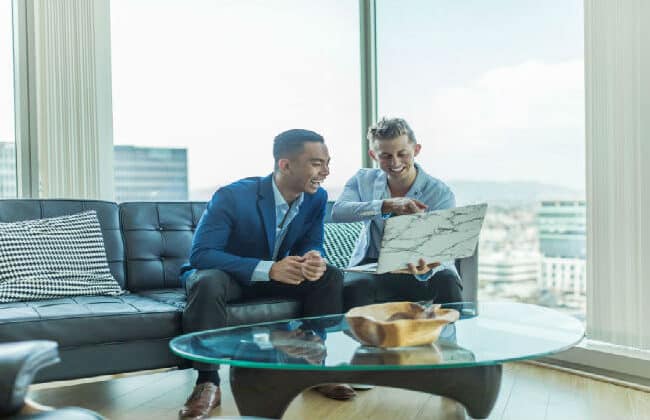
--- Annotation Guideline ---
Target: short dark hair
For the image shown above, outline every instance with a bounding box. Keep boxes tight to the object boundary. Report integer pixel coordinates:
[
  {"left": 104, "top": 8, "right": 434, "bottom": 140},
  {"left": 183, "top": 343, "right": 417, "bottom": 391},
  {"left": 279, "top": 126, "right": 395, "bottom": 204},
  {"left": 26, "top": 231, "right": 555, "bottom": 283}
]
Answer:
[
  {"left": 273, "top": 129, "right": 324, "bottom": 171},
  {"left": 367, "top": 117, "right": 417, "bottom": 145}
]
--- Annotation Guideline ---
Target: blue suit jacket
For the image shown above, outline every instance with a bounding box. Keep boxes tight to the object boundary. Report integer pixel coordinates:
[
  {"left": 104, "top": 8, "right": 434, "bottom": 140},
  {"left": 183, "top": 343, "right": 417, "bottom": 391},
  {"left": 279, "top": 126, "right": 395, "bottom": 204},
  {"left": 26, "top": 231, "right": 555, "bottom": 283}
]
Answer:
[{"left": 183, "top": 174, "right": 327, "bottom": 286}]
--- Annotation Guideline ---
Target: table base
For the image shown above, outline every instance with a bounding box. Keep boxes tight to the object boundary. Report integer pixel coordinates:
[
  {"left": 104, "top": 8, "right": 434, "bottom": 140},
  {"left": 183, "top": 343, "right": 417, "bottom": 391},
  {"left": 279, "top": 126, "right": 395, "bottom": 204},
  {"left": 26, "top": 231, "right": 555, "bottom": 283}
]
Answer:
[{"left": 230, "top": 364, "right": 502, "bottom": 419}]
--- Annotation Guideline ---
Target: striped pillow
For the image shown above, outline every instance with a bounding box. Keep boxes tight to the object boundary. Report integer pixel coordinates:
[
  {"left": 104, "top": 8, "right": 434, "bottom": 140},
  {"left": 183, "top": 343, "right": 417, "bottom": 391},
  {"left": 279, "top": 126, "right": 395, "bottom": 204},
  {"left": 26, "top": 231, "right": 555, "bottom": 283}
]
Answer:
[
  {"left": 323, "top": 222, "right": 363, "bottom": 269},
  {"left": 0, "top": 210, "right": 123, "bottom": 303}
]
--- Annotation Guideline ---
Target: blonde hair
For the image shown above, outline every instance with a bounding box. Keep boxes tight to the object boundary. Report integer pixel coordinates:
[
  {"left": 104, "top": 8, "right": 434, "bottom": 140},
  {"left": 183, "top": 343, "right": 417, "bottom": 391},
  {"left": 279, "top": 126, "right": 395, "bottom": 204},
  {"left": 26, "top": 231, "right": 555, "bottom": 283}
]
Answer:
[{"left": 367, "top": 117, "right": 417, "bottom": 146}]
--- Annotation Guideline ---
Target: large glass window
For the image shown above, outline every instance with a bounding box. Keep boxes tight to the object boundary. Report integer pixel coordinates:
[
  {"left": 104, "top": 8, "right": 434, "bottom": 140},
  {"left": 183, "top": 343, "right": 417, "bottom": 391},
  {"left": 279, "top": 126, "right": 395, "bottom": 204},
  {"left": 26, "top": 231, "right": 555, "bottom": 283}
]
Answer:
[
  {"left": 110, "top": 0, "right": 360, "bottom": 202},
  {"left": 0, "top": 1, "right": 16, "bottom": 198},
  {"left": 377, "top": 0, "right": 585, "bottom": 319}
]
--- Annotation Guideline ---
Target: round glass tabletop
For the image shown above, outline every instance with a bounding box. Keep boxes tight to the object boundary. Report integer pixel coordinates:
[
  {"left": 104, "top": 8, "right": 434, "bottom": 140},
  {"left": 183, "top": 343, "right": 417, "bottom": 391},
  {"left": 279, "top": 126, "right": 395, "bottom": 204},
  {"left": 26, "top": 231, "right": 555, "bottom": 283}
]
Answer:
[{"left": 169, "top": 302, "right": 584, "bottom": 371}]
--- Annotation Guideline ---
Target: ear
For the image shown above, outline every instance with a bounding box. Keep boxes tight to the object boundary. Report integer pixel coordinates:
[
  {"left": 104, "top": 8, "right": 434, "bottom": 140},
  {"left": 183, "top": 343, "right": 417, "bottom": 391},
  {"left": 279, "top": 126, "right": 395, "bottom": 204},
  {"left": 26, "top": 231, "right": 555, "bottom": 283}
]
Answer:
[
  {"left": 368, "top": 149, "right": 378, "bottom": 162},
  {"left": 278, "top": 158, "right": 291, "bottom": 173},
  {"left": 413, "top": 143, "right": 421, "bottom": 157}
]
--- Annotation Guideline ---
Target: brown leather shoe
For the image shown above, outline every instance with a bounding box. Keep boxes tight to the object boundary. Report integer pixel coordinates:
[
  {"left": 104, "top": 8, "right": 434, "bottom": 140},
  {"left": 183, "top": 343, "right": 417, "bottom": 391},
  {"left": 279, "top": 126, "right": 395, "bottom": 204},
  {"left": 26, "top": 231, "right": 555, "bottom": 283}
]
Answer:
[
  {"left": 179, "top": 382, "right": 221, "bottom": 420},
  {"left": 315, "top": 383, "right": 357, "bottom": 400}
]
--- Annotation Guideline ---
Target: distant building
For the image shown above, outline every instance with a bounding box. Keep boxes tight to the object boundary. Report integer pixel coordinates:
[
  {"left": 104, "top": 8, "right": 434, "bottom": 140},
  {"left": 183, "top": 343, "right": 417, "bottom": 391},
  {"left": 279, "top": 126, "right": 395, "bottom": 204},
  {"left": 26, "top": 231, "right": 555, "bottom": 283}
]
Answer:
[
  {"left": 0, "top": 143, "right": 189, "bottom": 201},
  {"left": 536, "top": 201, "right": 586, "bottom": 311},
  {"left": 536, "top": 200, "right": 586, "bottom": 258},
  {"left": 479, "top": 252, "right": 541, "bottom": 298},
  {"left": 114, "top": 145, "right": 188, "bottom": 202},
  {"left": 539, "top": 257, "right": 586, "bottom": 297},
  {"left": 0, "top": 141, "right": 16, "bottom": 198}
]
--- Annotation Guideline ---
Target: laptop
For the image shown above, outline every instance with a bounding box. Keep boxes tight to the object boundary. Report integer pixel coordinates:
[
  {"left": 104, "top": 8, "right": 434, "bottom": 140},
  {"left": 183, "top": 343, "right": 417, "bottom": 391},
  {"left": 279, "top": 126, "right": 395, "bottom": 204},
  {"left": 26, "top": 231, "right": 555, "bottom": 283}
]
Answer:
[{"left": 345, "top": 203, "right": 488, "bottom": 274}]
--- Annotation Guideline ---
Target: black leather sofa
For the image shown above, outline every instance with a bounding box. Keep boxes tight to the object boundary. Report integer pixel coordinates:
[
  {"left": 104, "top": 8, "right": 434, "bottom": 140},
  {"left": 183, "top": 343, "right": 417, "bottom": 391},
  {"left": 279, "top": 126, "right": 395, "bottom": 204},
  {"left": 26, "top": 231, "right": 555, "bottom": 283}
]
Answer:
[{"left": 0, "top": 199, "right": 478, "bottom": 383}]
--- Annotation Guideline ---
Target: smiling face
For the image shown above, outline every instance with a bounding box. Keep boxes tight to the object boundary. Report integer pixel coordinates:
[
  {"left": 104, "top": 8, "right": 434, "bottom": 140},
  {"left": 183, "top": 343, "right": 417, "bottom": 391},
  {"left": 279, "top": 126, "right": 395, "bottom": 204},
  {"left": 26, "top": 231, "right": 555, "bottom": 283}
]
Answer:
[
  {"left": 369, "top": 134, "right": 421, "bottom": 183},
  {"left": 279, "top": 141, "right": 331, "bottom": 196}
]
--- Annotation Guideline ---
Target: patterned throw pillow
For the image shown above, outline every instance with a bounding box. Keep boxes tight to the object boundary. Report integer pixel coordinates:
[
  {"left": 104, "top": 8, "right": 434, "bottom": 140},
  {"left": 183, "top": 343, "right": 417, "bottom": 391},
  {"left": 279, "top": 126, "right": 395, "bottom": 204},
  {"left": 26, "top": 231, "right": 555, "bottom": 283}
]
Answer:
[
  {"left": 323, "top": 222, "right": 363, "bottom": 269},
  {"left": 0, "top": 211, "right": 123, "bottom": 303}
]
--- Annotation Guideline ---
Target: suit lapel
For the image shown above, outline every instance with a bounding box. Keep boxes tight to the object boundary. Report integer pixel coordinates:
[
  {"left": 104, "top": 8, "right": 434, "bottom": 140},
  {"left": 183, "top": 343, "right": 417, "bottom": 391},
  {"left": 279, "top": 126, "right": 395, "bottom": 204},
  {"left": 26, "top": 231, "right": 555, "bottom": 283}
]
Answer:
[{"left": 257, "top": 175, "right": 276, "bottom": 258}]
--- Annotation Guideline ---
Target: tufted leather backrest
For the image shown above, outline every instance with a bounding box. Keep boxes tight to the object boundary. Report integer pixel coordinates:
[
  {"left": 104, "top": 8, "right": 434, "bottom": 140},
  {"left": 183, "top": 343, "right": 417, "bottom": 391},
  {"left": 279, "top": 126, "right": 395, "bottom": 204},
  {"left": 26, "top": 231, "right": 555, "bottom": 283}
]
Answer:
[
  {"left": 0, "top": 199, "right": 125, "bottom": 288},
  {"left": 119, "top": 202, "right": 206, "bottom": 291}
]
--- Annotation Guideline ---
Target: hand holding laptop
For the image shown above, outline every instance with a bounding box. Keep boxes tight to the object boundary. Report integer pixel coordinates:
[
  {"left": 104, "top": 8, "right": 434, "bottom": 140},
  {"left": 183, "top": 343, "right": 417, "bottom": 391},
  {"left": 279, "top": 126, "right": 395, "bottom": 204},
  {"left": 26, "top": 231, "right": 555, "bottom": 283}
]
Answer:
[{"left": 391, "top": 258, "right": 441, "bottom": 275}]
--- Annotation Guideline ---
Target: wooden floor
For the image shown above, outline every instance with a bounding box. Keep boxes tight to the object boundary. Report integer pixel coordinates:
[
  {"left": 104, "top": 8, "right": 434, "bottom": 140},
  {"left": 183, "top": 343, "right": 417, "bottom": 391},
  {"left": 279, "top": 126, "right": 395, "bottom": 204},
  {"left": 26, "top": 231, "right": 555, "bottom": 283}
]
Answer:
[{"left": 27, "top": 362, "right": 650, "bottom": 420}]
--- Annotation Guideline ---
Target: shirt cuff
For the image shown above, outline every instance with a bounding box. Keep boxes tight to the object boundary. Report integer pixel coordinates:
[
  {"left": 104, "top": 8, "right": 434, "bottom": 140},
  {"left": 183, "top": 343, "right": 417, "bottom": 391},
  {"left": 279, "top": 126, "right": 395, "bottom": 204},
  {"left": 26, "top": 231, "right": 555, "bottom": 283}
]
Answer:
[
  {"left": 252, "top": 260, "right": 273, "bottom": 282},
  {"left": 358, "top": 200, "right": 385, "bottom": 218},
  {"left": 372, "top": 199, "right": 384, "bottom": 214}
]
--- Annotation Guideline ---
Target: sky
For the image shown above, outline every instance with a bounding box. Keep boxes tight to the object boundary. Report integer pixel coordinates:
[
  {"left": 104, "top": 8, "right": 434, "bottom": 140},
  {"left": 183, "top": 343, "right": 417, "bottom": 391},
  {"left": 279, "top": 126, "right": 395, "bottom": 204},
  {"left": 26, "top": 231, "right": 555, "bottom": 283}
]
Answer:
[
  {"left": 109, "top": 0, "right": 362, "bottom": 196},
  {"left": 1, "top": 0, "right": 585, "bottom": 197},
  {"left": 378, "top": 0, "right": 585, "bottom": 191}
]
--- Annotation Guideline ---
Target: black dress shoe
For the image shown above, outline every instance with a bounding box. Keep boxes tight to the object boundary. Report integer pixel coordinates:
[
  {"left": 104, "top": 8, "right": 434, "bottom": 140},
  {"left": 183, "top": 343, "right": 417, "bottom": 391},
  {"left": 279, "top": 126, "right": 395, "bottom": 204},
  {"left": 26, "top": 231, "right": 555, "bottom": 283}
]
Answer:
[{"left": 179, "top": 382, "right": 221, "bottom": 420}]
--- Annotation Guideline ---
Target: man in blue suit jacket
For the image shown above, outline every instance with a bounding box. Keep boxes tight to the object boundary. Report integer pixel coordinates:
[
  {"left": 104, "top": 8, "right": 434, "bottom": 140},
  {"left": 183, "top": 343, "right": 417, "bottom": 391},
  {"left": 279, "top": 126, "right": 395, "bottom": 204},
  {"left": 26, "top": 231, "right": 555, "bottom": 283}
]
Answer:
[{"left": 178, "top": 129, "right": 346, "bottom": 419}]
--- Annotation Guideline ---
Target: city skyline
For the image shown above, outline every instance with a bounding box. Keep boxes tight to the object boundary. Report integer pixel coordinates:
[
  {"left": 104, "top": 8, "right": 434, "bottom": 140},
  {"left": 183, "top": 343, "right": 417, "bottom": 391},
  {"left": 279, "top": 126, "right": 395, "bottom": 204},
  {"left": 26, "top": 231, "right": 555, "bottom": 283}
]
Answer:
[
  {"left": 0, "top": 139, "right": 585, "bottom": 203},
  {"left": 0, "top": 140, "right": 587, "bottom": 318}
]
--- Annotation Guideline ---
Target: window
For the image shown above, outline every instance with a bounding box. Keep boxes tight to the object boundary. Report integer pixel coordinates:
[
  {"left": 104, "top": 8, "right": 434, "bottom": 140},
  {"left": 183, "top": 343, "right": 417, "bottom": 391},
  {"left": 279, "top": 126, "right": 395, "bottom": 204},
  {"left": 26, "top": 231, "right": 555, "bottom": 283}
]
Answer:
[
  {"left": 0, "top": 0, "right": 16, "bottom": 198},
  {"left": 110, "top": 0, "right": 360, "bottom": 202},
  {"left": 377, "top": 0, "right": 585, "bottom": 319}
]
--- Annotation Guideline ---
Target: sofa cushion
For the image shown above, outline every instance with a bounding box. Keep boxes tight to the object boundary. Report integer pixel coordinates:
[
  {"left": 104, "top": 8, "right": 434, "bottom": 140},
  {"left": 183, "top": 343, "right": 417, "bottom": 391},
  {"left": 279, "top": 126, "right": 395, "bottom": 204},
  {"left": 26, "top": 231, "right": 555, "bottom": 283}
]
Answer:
[
  {"left": 0, "top": 200, "right": 125, "bottom": 288},
  {"left": 0, "top": 211, "right": 123, "bottom": 303},
  {"left": 120, "top": 202, "right": 205, "bottom": 291},
  {"left": 0, "top": 294, "right": 181, "bottom": 348},
  {"left": 138, "top": 289, "right": 302, "bottom": 326}
]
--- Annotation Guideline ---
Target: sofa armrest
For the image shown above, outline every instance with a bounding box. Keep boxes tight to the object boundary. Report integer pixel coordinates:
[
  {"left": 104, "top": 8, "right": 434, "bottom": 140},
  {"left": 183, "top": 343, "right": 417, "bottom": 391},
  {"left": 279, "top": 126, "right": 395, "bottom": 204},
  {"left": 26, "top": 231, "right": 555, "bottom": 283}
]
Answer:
[
  {"left": 0, "top": 341, "right": 60, "bottom": 416},
  {"left": 456, "top": 245, "right": 478, "bottom": 304}
]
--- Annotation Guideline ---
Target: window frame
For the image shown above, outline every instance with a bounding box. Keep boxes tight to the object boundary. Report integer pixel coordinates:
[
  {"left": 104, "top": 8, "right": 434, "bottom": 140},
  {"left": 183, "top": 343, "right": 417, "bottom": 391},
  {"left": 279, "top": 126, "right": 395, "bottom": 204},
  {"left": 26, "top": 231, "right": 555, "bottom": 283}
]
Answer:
[{"left": 11, "top": 0, "right": 37, "bottom": 198}]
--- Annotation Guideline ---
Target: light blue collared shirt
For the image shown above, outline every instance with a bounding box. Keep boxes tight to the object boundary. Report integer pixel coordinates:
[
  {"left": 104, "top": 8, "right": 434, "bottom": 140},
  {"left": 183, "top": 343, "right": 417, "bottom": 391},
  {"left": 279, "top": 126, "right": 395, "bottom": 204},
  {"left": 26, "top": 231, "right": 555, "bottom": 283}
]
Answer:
[
  {"left": 251, "top": 177, "right": 304, "bottom": 282},
  {"left": 367, "top": 184, "right": 391, "bottom": 260},
  {"left": 331, "top": 163, "right": 459, "bottom": 281}
]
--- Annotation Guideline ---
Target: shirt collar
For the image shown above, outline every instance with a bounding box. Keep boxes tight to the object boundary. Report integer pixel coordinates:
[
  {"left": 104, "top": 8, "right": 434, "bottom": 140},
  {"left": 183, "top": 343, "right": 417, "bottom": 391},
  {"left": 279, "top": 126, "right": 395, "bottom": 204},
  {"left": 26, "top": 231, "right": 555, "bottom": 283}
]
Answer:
[
  {"left": 272, "top": 176, "right": 304, "bottom": 209},
  {"left": 384, "top": 163, "right": 428, "bottom": 198}
]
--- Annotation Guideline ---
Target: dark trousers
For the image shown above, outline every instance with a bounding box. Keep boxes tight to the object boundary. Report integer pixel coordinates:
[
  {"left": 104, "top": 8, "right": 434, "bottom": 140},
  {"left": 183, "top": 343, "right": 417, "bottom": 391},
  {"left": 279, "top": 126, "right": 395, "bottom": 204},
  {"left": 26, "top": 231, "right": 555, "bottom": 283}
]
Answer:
[
  {"left": 343, "top": 268, "right": 463, "bottom": 311},
  {"left": 183, "top": 265, "right": 344, "bottom": 376}
]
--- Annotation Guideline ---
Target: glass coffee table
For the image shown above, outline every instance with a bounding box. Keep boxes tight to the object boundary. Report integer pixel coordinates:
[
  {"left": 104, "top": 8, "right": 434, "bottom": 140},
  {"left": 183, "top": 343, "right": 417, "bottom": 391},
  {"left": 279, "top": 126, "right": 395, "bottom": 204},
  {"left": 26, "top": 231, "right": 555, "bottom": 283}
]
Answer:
[{"left": 170, "top": 302, "right": 584, "bottom": 419}]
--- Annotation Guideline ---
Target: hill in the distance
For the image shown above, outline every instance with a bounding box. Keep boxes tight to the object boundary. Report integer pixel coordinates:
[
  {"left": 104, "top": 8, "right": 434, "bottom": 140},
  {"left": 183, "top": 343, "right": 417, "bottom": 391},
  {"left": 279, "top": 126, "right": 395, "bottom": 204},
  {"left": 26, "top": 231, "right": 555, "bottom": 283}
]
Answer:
[
  {"left": 190, "top": 180, "right": 585, "bottom": 206},
  {"left": 447, "top": 180, "right": 584, "bottom": 206}
]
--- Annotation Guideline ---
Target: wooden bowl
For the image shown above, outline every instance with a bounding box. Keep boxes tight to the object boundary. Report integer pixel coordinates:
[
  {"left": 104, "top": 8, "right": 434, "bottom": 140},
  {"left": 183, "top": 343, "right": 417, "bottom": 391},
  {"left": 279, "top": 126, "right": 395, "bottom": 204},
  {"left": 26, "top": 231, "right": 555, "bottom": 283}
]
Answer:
[{"left": 345, "top": 302, "right": 460, "bottom": 348}]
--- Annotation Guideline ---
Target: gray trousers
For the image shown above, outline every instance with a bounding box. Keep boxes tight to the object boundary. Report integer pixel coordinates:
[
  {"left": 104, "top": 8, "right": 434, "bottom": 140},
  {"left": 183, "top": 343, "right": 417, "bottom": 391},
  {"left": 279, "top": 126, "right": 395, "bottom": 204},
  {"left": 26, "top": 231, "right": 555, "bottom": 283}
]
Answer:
[
  {"left": 343, "top": 268, "right": 463, "bottom": 311},
  {"left": 182, "top": 266, "right": 344, "bottom": 372}
]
